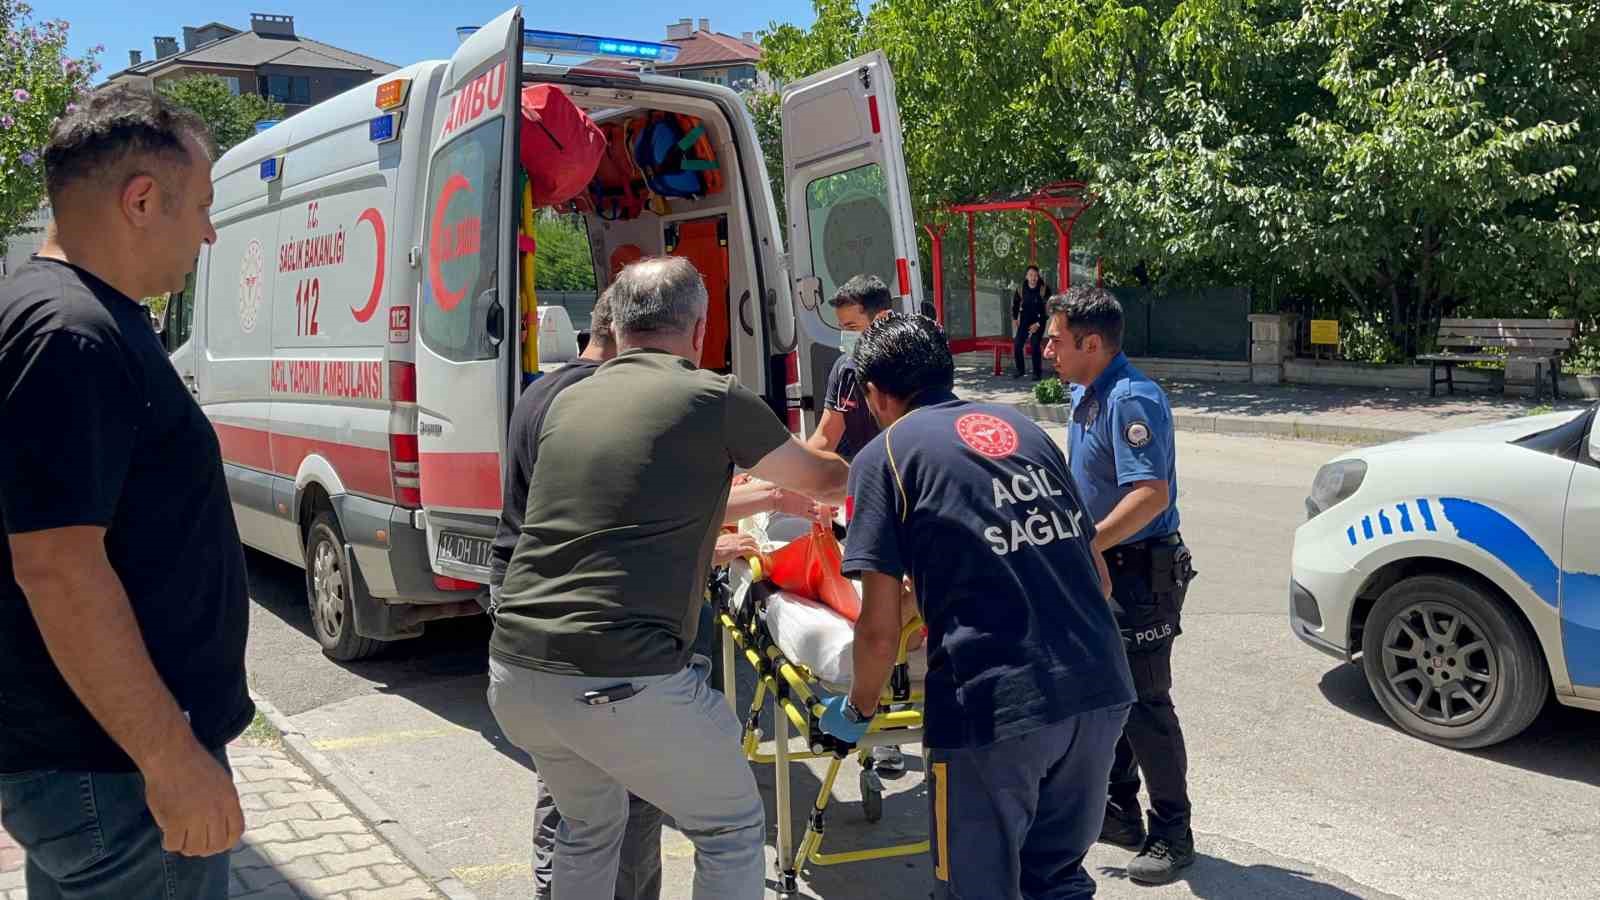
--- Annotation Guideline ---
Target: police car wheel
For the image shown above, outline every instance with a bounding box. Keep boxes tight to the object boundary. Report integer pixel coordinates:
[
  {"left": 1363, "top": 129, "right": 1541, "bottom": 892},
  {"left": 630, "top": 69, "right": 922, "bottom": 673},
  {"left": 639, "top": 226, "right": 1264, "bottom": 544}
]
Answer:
[
  {"left": 1360, "top": 574, "right": 1548, "bottom": 750},
  {"left": 305, "top": 512, "right": 386, "bottom": 662}
]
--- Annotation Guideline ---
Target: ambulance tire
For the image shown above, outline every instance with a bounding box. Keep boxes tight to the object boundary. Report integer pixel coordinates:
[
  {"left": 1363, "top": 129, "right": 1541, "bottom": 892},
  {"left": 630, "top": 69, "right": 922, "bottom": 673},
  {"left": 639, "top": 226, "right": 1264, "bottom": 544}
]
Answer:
[{"left": 305, "top": 512, "right": 386, "bottom": 662}]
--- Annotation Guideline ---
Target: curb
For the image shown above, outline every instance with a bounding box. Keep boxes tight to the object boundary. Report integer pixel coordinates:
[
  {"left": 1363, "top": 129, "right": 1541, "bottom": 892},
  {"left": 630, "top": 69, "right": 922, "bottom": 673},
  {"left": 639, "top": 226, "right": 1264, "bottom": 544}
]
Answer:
[
  {"left": 249, "top": 692, "right": 479, "bottom": 900},
  {"left": 1011, "top": 400, "right": 1420, "bottom": 445}
]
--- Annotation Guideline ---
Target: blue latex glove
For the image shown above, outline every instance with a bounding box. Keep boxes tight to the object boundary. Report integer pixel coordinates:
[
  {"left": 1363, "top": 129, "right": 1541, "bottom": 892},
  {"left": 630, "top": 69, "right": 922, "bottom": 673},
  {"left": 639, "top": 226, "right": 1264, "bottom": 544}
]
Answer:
[{"left": 817, "top": 694, "right": 870, "bottom": 744}]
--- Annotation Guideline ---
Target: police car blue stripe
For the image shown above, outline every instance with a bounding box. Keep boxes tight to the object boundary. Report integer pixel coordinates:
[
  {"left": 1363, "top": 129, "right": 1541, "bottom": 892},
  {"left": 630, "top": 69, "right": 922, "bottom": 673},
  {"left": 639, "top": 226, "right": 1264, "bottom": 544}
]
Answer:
[
  {"left": 1417, "top": 498, "right": 1437, "bottom": 532},
  {"left": 1347, "top": 526, "right": 1357, "bottom": 546},
  {"left": 1362, "top": 517, "right": 1373, "bottom": 540},
  {"left": 1378, "top": 510, "right": 1393, "bottom": 535},
  {"left": 1397, "top": 502, "right": 1414, "bottom": 533}
]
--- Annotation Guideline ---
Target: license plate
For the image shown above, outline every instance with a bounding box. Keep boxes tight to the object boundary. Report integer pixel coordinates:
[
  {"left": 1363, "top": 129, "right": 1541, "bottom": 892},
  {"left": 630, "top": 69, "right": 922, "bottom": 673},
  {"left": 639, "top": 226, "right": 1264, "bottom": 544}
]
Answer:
[{"left": 437, "top": 531, "right": 492, "bottom": 569}]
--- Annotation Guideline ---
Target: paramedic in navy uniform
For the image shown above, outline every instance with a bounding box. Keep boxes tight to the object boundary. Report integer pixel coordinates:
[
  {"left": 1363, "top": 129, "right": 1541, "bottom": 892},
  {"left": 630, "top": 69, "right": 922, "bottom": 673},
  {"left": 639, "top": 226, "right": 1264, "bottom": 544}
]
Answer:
[
  {"left": 1045, "top": 285, "right": 1198, "bottom": 885},
  {"left": 816, "top": 313, "right": 1134, "bottom": 899}
]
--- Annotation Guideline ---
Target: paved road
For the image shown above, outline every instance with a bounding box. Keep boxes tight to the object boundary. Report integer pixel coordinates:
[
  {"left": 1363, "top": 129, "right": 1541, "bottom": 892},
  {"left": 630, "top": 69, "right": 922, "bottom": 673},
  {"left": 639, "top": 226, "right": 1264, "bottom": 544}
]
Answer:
[{"left": 244, "top": 432, "right": 1600, "bottom": 900}]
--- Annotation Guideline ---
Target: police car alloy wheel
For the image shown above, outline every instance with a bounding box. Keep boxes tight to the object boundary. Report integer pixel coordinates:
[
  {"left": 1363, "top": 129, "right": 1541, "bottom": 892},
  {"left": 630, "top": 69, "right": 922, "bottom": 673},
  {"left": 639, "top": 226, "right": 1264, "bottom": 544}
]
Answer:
[
  {"left": 304, "top": 512, "right": 385, "bottom": 662},
  {"left": 1360, "top": 575, "right": 1549, "bottom": 750}
]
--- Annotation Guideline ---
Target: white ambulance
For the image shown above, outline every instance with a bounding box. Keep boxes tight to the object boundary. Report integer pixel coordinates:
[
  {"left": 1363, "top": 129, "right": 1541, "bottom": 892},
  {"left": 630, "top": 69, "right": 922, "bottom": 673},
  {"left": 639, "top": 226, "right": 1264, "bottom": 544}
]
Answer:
[{"left": 165, "top": 7, "right": 924, "bottom": 659}]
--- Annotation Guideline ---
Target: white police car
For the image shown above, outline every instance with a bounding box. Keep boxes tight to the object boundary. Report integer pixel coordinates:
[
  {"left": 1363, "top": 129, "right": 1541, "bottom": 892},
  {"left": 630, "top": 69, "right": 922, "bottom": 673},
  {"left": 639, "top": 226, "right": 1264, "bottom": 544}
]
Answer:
[{"left": 1291, "top": 401, "right": 1600, "bottom": 748}]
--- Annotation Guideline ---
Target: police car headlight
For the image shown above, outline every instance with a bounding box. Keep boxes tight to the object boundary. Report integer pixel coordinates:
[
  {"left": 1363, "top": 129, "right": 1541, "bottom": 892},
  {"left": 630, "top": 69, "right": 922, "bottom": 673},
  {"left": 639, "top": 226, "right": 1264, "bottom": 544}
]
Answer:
[{"left": 1306, "top": 459, "right": 1367, "bottom": 520}]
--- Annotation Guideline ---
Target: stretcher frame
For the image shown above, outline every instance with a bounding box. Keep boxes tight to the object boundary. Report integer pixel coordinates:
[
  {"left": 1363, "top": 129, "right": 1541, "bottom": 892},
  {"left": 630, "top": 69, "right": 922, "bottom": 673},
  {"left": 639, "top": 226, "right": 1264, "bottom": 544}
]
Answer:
[{"left": 715, "top": 558, "right": 929, "bottom": 894}]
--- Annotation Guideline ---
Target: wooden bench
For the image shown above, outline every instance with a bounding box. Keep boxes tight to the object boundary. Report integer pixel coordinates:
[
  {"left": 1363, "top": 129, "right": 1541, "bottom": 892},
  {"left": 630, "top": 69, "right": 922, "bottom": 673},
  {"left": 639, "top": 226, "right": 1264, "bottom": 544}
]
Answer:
[{"left": 1418, "top": 318, "right": 1578, "bottom": 400}]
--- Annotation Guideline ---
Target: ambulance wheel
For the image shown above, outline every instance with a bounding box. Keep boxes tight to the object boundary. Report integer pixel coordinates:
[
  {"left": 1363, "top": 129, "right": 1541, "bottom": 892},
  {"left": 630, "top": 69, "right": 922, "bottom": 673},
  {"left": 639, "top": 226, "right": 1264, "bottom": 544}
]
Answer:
[
  {"left": 305, "top": 512, "right": 385, "bottom": 662},
  {"left": 859, "top": 769, "right": 884, "bottom": 823}
]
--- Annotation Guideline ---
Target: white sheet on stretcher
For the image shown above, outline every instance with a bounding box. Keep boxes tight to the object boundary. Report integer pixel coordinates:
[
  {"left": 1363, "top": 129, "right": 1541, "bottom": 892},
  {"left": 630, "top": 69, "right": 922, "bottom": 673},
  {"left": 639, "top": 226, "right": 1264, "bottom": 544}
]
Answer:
[{"left": 728, "top": 513, "right": 927, "bottom": 692}]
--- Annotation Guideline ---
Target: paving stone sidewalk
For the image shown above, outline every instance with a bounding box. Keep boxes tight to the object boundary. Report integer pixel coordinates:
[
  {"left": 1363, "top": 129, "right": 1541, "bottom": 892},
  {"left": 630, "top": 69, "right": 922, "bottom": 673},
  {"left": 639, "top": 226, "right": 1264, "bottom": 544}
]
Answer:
[
  {"left": 0, "top": 737, "right": 439, "bottom": 900},
  {"left": 953, "top": 353, "right": 1594, "bottom": 442}
]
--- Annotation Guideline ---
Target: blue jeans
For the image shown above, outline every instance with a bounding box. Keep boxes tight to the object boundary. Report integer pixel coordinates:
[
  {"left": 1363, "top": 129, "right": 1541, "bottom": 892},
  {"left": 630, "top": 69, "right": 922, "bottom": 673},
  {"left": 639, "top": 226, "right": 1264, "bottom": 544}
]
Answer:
[
  {"left": 0, "top": 747, "right": 233, "bottom": 900},
  {"left": 926, "top": 704, "right": 1131, "bottom": 900}
]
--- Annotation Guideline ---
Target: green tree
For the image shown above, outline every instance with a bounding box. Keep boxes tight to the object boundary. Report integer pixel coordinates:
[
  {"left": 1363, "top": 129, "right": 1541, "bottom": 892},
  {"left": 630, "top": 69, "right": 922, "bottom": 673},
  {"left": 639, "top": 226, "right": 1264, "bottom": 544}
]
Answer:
[
  {"left": 534, "top": 212, "right": 597, "bottom": 291},
  {"left": 158, "top": 75, "right": 284, "bottom": 154},
  {"left": 0, "top": 0, "right": 98, "bottom": 246},
  {"left": 762, "top": 0, "right": 1600, "bottom": 360}
]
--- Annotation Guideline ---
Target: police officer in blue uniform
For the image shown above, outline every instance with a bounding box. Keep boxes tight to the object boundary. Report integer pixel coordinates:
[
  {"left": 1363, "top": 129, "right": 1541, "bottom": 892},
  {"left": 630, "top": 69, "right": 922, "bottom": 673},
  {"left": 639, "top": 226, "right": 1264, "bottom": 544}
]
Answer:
[
  {"left": 816, "top": 313, "right": 1135, "bottom": 899},
  {"left": 1045, "top": 286, "right": 1198, "bottom": 885}
]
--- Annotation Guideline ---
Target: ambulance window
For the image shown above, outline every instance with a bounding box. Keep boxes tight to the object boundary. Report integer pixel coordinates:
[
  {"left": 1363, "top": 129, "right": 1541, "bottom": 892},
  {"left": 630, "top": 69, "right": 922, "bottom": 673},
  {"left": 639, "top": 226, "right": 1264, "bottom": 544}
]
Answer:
[
  {"left": 804, "top": 163, "right": 894, "bottom": 328},
  {"left": 420, "top": 119, "right": 504, "bottom": 362},
  {"left": 165, "top": 269, "right": 196, "bottom": 351}
]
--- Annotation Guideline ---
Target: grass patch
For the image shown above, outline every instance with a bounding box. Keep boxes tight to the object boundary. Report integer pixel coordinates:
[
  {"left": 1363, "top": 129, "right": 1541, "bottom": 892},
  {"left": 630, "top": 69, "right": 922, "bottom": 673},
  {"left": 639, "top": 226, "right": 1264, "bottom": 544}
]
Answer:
[
  {"left": 241, "top": 710, "right": 281, "bottom": 745},
  {"left": 1530, "top": 403, "right": 1554, "bottom": 415}
]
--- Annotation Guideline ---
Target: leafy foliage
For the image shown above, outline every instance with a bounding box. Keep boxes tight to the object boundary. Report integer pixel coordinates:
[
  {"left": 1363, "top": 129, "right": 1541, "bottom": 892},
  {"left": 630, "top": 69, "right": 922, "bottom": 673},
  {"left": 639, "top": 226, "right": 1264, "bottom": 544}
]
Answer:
[
  {"left": 759, "top": 0, "right": 1600, "bottom": 361},
  {"left": 534, "top": 212, "right": 597, "bottom": 292},
  {"left": 1034, "top": 376, "right": 1066, "bottom": 405},
  {"left": 158, "top": 75, "right": 284, "bottom": 154},
  {"left": 0, "top": 0, "right": 98, "bottom": 247}
]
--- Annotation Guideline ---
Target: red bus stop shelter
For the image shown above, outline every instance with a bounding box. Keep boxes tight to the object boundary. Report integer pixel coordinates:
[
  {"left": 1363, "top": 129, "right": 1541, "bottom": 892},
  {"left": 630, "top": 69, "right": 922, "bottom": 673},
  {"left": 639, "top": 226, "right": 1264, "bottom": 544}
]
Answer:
[{"left": 923, "top": 181, "right": 1098, "bottom": 371}]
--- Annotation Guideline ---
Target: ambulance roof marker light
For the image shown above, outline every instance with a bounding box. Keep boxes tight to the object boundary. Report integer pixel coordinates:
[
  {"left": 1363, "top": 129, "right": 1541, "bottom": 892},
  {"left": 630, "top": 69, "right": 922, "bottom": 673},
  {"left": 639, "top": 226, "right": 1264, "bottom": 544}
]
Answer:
[
  {"left": 375, "top": 78, "right": 411, "bottom": 111},
  {"left": 455, "top": 25, "right": 680, "bottom": 65}
]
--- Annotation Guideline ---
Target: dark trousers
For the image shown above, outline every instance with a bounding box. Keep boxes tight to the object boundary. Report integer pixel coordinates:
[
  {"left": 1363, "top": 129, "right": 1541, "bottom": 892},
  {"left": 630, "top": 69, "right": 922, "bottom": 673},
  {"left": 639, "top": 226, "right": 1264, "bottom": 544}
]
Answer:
[
  {"left": 0, "top": 747, "right": 233, "bottom": 900},
  {"left": 1105, "top": 544, "right": 1193, "bottom": 839},
  {"left": 927, "top": 704, "right": 1130, "bottom": 900},
  {"left": 1014, "top": 322, "right": 1043, "bottom": 379}
]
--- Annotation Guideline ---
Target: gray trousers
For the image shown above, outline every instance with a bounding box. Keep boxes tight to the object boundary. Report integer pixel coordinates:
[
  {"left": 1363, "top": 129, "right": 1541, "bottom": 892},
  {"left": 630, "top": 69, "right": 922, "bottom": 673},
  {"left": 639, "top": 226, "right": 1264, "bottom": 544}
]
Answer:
[
  {"left": 488, "top": 655, "right": 766, "bottom": 900},
  {"left": 533, "top": 784, "right": 662, "bottom": 900}
]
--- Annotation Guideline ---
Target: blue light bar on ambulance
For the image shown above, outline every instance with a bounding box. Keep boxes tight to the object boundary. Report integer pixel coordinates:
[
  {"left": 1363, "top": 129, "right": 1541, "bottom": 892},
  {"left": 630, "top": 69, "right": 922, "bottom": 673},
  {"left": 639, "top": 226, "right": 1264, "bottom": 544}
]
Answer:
[
  {"left": 369, "top": 112, "right": 401, "bottom": 144},
  {"left": 455, "top": 26, "right": 679, "bottom": 63},
  {"left": 259, "top": 156, "right": 283, "bottom": 182}
]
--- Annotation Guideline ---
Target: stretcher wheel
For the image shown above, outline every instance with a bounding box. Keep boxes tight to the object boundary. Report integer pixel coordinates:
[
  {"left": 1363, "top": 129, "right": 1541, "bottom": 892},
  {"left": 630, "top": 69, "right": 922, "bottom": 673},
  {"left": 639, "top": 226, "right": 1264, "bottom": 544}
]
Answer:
[{"left": 860, "top": 769, "right": 884, "bottom": 823}]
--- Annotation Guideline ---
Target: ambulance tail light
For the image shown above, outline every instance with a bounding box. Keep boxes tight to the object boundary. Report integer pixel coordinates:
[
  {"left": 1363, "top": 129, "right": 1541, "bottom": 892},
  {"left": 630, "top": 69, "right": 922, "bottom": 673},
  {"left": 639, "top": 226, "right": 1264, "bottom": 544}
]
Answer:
[
  {"left": 433, "top": 575, "right": 482, "bottom": 592},
  {"left": 388, "top": 361, "right": 421, "bottom": 508}
]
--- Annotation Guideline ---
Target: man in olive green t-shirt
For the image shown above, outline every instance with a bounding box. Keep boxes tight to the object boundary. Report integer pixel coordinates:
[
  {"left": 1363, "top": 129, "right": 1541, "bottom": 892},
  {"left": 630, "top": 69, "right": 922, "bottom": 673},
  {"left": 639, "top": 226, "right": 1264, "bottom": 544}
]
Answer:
[{"left": 488, "top": 257, "right": 848, "bottom": 900}]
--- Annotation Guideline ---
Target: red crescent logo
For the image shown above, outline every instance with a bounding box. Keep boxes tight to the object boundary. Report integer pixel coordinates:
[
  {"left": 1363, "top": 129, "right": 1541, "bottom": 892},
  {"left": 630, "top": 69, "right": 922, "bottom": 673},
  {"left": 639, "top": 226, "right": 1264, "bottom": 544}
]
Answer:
[
  {"left": 350, "top": 208, "right": 386, "bottom": 322},
  {"left": 428, "top": 174, "right": 473, "bottom": 312},
  {"left": 955, "top": 413, "right": 1019, "bottom": 459}
]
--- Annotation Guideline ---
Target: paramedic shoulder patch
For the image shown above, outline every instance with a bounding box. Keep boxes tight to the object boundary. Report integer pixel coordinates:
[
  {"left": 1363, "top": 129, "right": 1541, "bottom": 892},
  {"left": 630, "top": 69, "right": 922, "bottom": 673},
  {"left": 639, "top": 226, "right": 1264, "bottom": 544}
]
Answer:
[
  {"left": 956, "top": 412, "right": 1019, "bottom": 459},
  {"left": 1124, "top": 420, "right": 1153, "bottom": 448}
]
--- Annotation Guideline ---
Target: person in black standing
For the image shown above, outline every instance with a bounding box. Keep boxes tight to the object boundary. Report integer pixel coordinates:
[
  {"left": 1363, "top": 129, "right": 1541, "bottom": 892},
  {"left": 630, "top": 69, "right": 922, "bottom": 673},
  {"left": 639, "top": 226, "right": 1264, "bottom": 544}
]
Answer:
[
  {"left": 1011, "top": 265, "right": 1050, "bottom": 381},
  {"left": 0, "top": 85, "right": 252, "bottom": 898}
]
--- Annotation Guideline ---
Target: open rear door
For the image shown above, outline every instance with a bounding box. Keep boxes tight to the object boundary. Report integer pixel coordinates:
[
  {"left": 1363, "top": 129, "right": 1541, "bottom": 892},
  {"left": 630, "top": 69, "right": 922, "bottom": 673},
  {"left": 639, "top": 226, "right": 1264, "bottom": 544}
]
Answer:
[
  {"left": 414, "top": 5, "right": 521, "bottom": 583},
  {"left": 781, "top": 51, "right": 923, "bottom": 425}
]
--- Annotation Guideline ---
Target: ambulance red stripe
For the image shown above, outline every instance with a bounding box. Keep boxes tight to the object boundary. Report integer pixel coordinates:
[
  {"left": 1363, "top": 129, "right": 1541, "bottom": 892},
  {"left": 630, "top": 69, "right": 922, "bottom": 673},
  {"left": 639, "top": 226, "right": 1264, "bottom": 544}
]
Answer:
[
  {"left": 212, "top": 422, "right": 394, "bottom": 502},
  {"left": 419, "top": 452, "right": 502, "bottom": 510}
]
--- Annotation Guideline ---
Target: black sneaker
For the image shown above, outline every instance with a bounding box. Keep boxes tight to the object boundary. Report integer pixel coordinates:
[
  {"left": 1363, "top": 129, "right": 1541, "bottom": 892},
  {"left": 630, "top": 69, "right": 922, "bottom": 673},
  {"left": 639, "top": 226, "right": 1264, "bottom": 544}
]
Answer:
[
  {"left": 1127, "top": 832, "right": 1195, "bottom": 885},
  {"left": 1098, "top": 803, "right": 1145, "bottom": 850}
]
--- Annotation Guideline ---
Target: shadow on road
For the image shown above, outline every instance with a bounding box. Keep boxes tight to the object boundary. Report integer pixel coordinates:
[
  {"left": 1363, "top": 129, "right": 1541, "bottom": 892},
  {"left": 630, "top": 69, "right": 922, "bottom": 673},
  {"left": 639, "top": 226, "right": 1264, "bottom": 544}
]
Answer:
[
  {"left": 1098, "top": 855, "right": 1368, "bottom": 899},
  {"left": 1317, "top": 662, "right": 1600, "bottom": 787}
]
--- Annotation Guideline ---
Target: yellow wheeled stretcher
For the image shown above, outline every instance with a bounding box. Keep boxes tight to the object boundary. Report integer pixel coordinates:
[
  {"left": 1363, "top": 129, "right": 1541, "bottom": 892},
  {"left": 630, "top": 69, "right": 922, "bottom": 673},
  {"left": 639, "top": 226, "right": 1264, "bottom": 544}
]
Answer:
[{"left": 712, "top": 514, "right": 929, "bottom": 894}]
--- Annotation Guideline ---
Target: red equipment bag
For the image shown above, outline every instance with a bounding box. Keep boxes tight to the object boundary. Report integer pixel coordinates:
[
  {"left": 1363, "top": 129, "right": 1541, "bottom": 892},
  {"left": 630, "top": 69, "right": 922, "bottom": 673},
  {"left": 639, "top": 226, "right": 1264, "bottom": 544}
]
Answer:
[
  {"left": 518, "top": 84, "right": 605, "bottom": 208},
  {"left": 583, "top": 118, "right": 651, "bottom": 221},
  {"left": 763, "top": 523, "right": 862, "bottom": 622}
]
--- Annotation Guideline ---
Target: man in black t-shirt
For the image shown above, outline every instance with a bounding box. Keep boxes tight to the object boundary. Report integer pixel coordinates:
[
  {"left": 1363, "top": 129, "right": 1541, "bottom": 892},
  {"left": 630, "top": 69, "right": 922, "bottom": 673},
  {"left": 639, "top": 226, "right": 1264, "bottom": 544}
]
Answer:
[
  {"left": 819, "top": 314, "right": 1134, "bottom": 899},
  {"left": 0, "top": 86, "right": 250, "bottom": 898},
  {"left": 807, "top": 275, "right": 893, "bottom": 462}
]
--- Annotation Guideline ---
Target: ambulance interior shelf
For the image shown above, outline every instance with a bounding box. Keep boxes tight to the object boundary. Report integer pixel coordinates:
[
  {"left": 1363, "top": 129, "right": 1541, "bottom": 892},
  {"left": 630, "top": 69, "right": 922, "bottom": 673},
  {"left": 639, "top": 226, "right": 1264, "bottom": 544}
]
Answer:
[{"left": 514, "top": 83, "right": 732, "bottom": 377}]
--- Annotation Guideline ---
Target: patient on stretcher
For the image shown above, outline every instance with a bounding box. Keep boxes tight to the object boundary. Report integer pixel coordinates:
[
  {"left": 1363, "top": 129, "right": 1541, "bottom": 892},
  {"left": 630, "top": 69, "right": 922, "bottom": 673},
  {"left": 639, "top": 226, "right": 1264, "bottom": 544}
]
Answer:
[{"left": 728, "top": 511, "right": 924, "bottom": 691}]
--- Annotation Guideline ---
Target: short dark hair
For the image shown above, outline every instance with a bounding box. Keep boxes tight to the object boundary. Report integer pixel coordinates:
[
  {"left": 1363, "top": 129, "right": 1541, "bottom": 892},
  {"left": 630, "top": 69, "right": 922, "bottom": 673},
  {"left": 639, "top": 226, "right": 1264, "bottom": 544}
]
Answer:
[
  {"left": 853, "top": 313, "right": 955, "bottom": 402},
  {"left": 1048, "top": 285, "right": 1123, "bottom": 350},
  {"left": 44, "top": 83, "right": 212, "bottom": 206},
  {"left": 828, "top": 274, "right": 893, "bottom": 316}
]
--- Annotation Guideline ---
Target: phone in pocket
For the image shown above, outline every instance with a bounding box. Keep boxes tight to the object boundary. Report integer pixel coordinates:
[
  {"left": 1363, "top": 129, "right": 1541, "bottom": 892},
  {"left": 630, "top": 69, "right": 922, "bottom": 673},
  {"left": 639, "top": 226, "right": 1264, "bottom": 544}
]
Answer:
[{"left": 580, "top": 683, "right": 642, "bottom": 706}]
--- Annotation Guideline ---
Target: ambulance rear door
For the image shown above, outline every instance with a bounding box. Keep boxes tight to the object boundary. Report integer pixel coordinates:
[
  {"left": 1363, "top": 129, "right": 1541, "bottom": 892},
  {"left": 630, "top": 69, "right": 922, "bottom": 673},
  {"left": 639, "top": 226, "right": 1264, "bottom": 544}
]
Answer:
[
  {"left": 780, "top": 51, "right": 923, "bottom": 427},
  {"left": 414, "top": 5, "right": 522, "bottom": 583}
]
